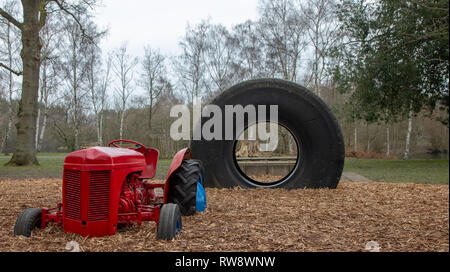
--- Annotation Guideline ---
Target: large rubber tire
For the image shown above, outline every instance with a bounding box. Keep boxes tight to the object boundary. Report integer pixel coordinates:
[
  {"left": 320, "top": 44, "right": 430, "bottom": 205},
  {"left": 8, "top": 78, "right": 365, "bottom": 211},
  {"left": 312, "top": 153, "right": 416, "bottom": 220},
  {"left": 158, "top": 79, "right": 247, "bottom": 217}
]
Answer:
[
  {"left": 167, "top": 159, "right": 203, "bottom": 215},
  {"left": 157, "top": 203, "right": 182, "bottom": 240},
  {"left": 190, "top": 78, "right": 345, "bottom": 189},
  {"left": 14, "top": 208, "right": 42, "bottom": 237}
]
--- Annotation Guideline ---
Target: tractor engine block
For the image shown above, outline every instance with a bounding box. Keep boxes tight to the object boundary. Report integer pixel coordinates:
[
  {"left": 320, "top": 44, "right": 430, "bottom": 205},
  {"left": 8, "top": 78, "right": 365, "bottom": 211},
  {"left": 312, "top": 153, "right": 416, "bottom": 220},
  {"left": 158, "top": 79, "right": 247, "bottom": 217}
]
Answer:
[
  {"left": 118, "top": 175, "right": 149, "bottom": 213},
  {"left": 119, "top": 174, "right": 163, "bottom": 213}
]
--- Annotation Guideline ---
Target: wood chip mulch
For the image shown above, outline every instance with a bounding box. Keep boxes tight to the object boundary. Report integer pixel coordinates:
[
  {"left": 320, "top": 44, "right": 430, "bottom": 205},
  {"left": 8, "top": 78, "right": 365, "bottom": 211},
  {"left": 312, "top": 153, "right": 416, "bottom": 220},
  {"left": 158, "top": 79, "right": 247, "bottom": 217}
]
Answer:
[{"left": 0, "top": 178, "right": 448, "bottom": 252}]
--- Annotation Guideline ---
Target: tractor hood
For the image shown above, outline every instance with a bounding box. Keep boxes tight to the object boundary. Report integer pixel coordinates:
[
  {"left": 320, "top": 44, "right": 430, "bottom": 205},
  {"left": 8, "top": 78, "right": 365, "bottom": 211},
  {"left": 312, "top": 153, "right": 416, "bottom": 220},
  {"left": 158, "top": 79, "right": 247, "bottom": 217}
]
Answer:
[{"left": 64, "top": 147, "right": 146, "bottom": 170}]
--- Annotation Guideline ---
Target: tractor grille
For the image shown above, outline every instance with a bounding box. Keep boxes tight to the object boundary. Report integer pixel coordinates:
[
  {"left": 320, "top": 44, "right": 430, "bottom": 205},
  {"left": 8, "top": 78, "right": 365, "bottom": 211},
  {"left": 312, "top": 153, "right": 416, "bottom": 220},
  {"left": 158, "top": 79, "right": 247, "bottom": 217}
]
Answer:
[
  {"left": 88, "top": 171, "right": 111, "bottom": 221},
  {"left": 64, "top": 170, "right": 81, "bottom": 221}
]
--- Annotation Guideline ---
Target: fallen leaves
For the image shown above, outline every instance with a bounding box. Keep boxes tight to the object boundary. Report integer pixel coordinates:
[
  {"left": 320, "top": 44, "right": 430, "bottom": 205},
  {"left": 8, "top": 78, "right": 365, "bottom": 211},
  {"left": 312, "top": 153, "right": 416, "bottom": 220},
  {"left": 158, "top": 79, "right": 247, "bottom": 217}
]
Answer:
[{"left": 0, "top": 178, "right": 448, "bottom": 252}]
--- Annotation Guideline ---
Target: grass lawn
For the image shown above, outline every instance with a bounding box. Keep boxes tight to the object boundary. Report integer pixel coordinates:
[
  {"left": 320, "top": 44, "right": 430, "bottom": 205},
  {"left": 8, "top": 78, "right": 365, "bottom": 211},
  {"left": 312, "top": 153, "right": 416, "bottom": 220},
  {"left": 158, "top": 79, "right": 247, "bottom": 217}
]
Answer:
[
  {"left": 34, "top": 152, "right": 68, "bottom": 157},
  {"left": 1, "top": 153, "right": 448, "bottom": 184},
  {"left": 344, "top": 158, "right": 449, "bottom": 184},
  {"left": 0, "top": 157, "right": 64, "bottom": 180}
]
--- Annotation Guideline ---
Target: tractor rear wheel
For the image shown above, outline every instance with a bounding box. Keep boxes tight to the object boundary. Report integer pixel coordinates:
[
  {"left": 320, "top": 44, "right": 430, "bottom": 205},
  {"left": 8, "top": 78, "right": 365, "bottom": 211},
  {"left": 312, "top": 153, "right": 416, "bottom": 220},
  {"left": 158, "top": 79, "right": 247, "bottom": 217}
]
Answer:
[
  {"left": 157, "top": 203, "right": 182, "bottom": 240},
  {"left": 167, "top": 159, "right": 204, "bottom": 215},
  {"left": 14, "top": 208, "right": 42, "bottom": 237}
]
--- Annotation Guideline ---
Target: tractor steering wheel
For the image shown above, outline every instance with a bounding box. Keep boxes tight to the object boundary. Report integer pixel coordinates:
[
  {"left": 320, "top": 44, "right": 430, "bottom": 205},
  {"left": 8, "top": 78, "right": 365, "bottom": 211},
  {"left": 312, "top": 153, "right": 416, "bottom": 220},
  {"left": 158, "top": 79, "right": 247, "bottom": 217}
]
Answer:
[{"left": 108, "top": 139, "right": 147, "bottom": 151}]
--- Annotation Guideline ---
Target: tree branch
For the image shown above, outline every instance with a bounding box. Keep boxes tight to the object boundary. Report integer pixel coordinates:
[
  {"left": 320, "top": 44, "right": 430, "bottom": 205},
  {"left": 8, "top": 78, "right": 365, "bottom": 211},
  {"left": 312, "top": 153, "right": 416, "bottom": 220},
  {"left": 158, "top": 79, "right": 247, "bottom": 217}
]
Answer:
[
  {"left": 49, "top": 0, "right": 94, "bottom": 43},
  {"left": 0, "top": 62, "right": 22, "bottom": 76},
  {"left": 0, "top": 7, "right": 22, "bottom": 30}
]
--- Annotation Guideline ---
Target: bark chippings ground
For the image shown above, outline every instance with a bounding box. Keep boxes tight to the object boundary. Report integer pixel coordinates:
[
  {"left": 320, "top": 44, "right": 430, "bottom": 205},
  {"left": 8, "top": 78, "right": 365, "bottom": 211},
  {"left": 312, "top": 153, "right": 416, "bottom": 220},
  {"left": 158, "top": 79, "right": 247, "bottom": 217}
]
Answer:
[{"left": 0, "top": 178, "right": 448, "bottom": 252}]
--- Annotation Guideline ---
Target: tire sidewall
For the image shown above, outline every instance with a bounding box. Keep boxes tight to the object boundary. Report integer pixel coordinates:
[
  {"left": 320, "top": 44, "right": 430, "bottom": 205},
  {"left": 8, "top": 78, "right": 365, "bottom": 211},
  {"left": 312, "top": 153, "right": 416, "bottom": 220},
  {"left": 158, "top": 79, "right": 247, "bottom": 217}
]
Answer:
[
  {"left": 14, "top": 208, "right": 42, "bottom": 237},
  {"left": 191, "top": 78, "right": 345, "bottom": 189},
  {"left": 157, "top": 203, "right": 181, "bottom": 240}
]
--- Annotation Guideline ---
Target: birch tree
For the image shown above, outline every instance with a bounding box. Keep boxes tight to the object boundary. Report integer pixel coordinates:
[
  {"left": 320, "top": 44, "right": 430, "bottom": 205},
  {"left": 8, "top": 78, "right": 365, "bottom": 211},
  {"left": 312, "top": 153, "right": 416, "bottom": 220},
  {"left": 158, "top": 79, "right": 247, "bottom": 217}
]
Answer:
[
  {"left": 204, "top": 23, "right": 237, "bottom": 93},
  {"left": 112, "top": 43, "right": 138, "bottom": 139},
  {"left": 173, "top": 21, "right": 209, "bottom": 103},
  {"left": 0, "top": 1, "right": 20, "bottom": 155},
  {"left": 139, "top": 46, "right": 166, "bottom": 130},
  {"left": 257, "top": 0, "right": 308, "bottom": 82},
  {"left": 87, "top": 50, "right": 110, "bottom": 146},
  {"left": 61, "top": 20, "right": 90, "bottom": 150},
  {"left": 35, "top": 14, "right": 62, "bottom": 151},
  {"left": 404, "top": 103, "right": 414, "bottom": 159},
  {"left": 232, "top": 20, "right": 266, "bottom": 80},
  {"left": 301, "top": 0, "right": 340, "bottom": 97}
]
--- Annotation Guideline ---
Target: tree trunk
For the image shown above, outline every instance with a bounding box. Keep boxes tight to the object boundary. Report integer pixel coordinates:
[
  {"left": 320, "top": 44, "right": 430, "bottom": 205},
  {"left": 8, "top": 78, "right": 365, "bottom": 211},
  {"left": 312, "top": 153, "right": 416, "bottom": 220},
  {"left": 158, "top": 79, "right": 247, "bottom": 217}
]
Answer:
[
  {"left": 366, "top": 122, "right": 370, "bottom": 153},
  {"left": 88, "top": 57, "right": 102, "bottom": 146},
  {"left": 95, "top": 115, "right": 101, "bottom": 145},
  {"left": 313, "top": 22, "right": 320, "bottom": 97},
  {"left": 7, "top": 1, "right": 41, "bottom": 166},
  {"left": 354, "top": 121, "right": 358, "bottom": 152},
  {"left": 38, "top": 109, "right": 47, "bottom": 152},
  {"left": 148, "top": 78, "right": 153, "bottom": 131},
  {"left": 148, "top": 96, "right": 153, "bottom": 131},
  {"left": 2, "top": 21, "right": 14, "bottom": 156},
  {"left": 94, "top": 111, "right": 102, "bottom": 146},
  {"left": 98, "top": 113, "right": 103, "bottom": 146},
  {"left": 404, "top": 107, "right": 413, "bottom": 159},
  {"left": 1, "top": 115, "right": 13, "bottom": 155},
  {"left": 119, "top": 111, "right": 124, "bottom": 139},
  {"left": 2, "top": 62, "right": 13, "bottom": 155},
  {"left": 386, "top": 125, "right": 390, "bottom": 156},
  {"left": 72, "top": 38, "right": 80, "bottom": 151},
  {"left": 35, "top": 99, "right": 41, "bottom": 150},
  {"left": 38, "top": 76, "right": 49, "bottom": 152},
  {"left": 74, "top": 125, "right": 79, "bottom": 151},
  {"left": 36, "top": 56, "right": 48, "bottom": 150}
]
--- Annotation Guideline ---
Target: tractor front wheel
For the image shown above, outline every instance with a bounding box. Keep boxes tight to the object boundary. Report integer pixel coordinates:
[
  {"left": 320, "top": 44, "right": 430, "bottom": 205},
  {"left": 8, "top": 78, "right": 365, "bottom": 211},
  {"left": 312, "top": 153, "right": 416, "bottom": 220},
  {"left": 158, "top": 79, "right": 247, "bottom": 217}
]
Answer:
[
  {"left": 157, "top": 203, "right": 182, "bottom": 240},
  {"left": 14, "top": 208, "right": 42, "bottom": 237}
]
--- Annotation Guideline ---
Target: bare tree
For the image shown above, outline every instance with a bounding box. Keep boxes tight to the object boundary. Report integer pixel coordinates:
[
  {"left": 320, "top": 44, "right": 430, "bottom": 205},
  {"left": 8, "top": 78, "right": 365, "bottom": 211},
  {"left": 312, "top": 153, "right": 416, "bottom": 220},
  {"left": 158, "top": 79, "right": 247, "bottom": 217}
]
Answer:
[
  {"left": 112, "top": 43, "right": 138, "bottom": 139},
  {"left": 87, "top": 50, "right": 111, "bottom": 146},
  {"left": 301, "top": 0, "right": 340, "bottom": 97},
  {"left": 257, "top": 0, "right": 308, "bottom": 82},
  {"left": 0, "top": 0, "right": 20, "bottom": 155},
  {"left": 232, "top": 20, "right": 266, "bottom": 80},
  {"left": 139, "top": 46, "right": 166, "bottom": 130},
  {"left": 35, "top": 14, "right": 63, "bottom": 151},
  {"left": 37, "top": 60, "right": 61, "bottom": 152},
  {"left": 204, "top": 23, "right": 237, "bottom": 93},
  {"left": 85, "top": 20, "right": 109, "bottom": 147},
  {"left": 173, "top": 21, "right": 209, "bottom": 103},
  {"left": 60, "top": 19, "right": 94, "bottom": 151},
  {"left": 0, "top": 0, "right": 99, "bottom": 165}
]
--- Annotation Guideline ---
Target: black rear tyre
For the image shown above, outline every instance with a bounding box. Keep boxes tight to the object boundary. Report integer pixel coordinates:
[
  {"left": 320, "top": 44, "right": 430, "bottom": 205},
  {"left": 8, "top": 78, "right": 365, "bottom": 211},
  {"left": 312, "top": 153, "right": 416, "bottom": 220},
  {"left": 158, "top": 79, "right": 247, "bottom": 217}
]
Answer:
[
  {"left": 190, "top": 78, "right": 345, "bottom": 189},
  {"left": 14, "top": 208, "right": 42, "bottom": 237},
  {"left": 167, "top": 159, "right": 203, "bottom": 215},
  {"left": 157, "top": 203, "right": 182, "bottom": 240}
]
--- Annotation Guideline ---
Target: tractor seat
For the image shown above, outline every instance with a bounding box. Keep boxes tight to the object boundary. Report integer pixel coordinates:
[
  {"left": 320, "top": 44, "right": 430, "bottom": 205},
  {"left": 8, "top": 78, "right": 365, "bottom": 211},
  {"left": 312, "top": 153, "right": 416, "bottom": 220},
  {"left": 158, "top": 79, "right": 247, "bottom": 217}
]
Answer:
[{"left": 139, "top": 147, "right": 159, "bottom": 179}]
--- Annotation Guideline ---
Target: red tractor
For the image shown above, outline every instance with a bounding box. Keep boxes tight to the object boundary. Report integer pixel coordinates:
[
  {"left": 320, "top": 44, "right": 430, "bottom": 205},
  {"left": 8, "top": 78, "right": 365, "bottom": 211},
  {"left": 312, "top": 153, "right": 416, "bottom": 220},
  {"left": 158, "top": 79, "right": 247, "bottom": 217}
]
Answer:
[{"left": 13, "top": 139, "right": 207, "bottom": 240}]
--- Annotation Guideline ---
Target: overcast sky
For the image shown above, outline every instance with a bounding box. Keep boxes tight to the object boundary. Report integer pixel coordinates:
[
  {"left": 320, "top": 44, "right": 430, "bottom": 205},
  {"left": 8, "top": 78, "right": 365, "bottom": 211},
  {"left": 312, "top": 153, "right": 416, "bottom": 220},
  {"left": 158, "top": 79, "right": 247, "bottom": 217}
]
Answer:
[{"left": 94, "top": 0, "right": 260, "bottom": 57}]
